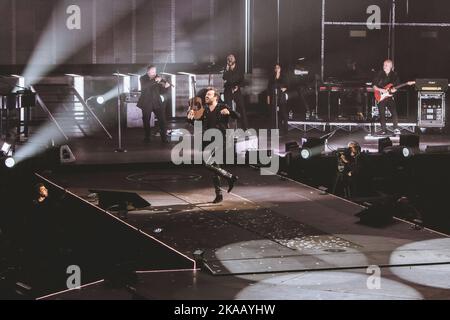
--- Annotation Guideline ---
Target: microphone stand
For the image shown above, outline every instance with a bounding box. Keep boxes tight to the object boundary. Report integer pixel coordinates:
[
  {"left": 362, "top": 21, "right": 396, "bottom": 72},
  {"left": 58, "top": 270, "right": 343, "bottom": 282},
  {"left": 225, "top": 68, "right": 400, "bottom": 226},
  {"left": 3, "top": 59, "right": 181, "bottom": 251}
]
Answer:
[
  {"left": 207, "top": 62, "right": 215, "bottom": 87},
  {"left": 192, "top": 75, "right": 197, "bottom": 96},
  {"left": 274, "top": 88, "right": 279, "bottom": 131},
  {"left": 114, "top": 71, "right": 127, "bottom": 153},
  {"left": 315, "top": 75, "right": 320, "bottom": 120},
  {"left": 208, "top": 67, "right": 212, "bottom": 87}
]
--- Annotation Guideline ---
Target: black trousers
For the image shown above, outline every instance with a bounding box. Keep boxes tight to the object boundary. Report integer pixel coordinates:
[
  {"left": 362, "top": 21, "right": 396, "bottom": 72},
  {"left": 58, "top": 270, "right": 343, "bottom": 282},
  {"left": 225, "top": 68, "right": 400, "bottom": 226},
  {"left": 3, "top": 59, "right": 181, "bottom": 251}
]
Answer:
[
  {"left": 378, "top": 98, "right": 398, "bottom": 131},
  {"left": 298, "top": 87, "right": 311, "bottom": 114},
  {"left": 212, "top": 165, "right": 223, "bottom": 196},
  {"left": 224, "top": 89, "right": 248, "bottom": 130},
  {"left": 142, "top": 107, "right": 167, "bottom": 141},
  {"left": 204, "top": 147, "right": 234, "bottom": 196},
  {"left": 270, "top": 94, "right": 288, "bottom": 134},
  {"left": 332, "top": 172, "right": 353, "bottom": 199}
]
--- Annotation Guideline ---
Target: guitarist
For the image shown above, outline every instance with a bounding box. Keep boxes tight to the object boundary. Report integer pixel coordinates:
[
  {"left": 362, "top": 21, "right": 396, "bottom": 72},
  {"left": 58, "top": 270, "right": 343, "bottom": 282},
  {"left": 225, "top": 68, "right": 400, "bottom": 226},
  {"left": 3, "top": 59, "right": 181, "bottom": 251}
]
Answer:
[{"left": 373, "top": 59, "right": 400, "bottom": 135}]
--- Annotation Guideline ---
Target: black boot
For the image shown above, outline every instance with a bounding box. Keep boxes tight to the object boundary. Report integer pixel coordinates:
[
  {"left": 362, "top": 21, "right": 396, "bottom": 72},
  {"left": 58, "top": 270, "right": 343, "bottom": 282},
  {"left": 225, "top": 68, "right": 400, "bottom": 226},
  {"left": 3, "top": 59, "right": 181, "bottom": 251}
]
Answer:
[
  {"left": 227, "top": 175, "right": 238, "bottom": 193},
  {"left": 213, "top": 194, "right": 223, "bottom": 204},
  {"left": 212, "top": 176, "right": 223, "bottom": 203},
  {"left": 206, "top": 164, "right": 238, "bottom": 194}
]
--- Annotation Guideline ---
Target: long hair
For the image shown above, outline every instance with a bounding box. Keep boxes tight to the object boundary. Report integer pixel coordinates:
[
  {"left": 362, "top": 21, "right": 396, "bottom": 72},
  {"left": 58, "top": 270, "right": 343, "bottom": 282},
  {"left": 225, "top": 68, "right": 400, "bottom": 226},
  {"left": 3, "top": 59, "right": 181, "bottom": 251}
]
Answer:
[
  {"left": 348, "top": 141, "right": 361, "bottom": 155},
  {"left": 273, "top": 63, "right": 282, "bottom": 79}
]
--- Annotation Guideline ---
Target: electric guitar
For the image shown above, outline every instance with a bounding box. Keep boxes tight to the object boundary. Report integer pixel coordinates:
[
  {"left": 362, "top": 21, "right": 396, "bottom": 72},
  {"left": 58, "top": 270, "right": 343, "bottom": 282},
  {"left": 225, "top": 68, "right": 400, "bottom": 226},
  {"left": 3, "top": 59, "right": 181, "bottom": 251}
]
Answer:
[{"left": 374, "top": 81, "right": 415, "bottom": 103}]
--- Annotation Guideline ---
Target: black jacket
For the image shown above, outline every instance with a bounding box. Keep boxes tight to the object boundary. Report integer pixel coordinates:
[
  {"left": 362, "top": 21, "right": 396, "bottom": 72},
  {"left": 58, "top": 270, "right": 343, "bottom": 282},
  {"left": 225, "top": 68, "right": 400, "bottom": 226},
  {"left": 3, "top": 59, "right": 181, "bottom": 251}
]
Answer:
[
  {"left": 373, "top": 70, "right": 400, "bottom": 89},
  {"left": 191, "top": 103, "right": 240, "bottom": 135},
  {"left": 137, "top": 75, "right": 166, "bottom": 111},
  {"left": 223, "top": 66, "right": 245, "bottom": 91},
  {"left": 267, "top": 74, "right": 288, "bottom": 95}
]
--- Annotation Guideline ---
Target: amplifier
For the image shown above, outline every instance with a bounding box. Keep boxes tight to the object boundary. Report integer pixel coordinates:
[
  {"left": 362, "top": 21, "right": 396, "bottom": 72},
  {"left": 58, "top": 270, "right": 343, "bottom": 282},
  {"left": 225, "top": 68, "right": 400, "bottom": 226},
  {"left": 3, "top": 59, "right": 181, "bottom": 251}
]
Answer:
[
  {"left": 415, "top": 79, "right": 448, "bottom": 92},
  {"left": 417, "top": 92, "right": 446, "bottom": 128}
]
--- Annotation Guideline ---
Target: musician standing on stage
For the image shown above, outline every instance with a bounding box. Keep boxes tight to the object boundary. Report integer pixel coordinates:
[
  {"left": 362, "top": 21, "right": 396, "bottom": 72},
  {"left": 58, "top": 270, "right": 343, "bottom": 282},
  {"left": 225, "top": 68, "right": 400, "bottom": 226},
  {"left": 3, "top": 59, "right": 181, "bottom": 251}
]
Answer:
[
  {"left": 267, "top": 63, "right": 289, "bottom": 135},
  {"left": 223, "top": 54, "right": 248, "bottom": 130},
  {"left": 188, "top": 88, "right": 239, "bottom": 204},
  {"left": 373, "top": 60, "right": 401, "bottom": 135},
  {"left": 138, "top": 65, "right": 171, "bottom": 143}
]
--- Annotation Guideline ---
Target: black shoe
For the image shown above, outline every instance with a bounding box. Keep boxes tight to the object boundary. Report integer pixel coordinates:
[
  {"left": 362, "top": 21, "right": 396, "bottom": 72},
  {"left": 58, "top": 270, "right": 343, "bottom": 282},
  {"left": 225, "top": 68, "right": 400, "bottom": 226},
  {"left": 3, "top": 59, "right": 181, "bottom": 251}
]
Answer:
[
  {"left": 227, "top": 175, "right": 238, "bottom": 193},
  {"left": 213, "top": 194, "right": 223, "bottom": 204}
]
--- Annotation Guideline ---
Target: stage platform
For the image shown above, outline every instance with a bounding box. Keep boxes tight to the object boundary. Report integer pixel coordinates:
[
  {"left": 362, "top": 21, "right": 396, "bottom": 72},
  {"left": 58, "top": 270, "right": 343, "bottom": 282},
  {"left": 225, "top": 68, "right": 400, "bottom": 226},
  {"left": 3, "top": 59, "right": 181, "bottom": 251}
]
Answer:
[
  {"left": 40, "top": 165, "right": 450, "bottom": 300},
  {"left": 41, "top": 266, "right": 450, "bottom": 300},
  {"left": 18, "top": 124, "right": 450, "bottom": 166}
]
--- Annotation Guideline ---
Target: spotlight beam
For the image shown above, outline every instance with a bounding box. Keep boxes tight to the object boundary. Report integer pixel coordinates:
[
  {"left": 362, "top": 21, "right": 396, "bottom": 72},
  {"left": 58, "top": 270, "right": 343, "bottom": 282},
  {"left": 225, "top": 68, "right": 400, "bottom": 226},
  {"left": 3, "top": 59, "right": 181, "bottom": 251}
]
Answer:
[{"left": 23, "top": 0, "right": 146, "bottom": 86}]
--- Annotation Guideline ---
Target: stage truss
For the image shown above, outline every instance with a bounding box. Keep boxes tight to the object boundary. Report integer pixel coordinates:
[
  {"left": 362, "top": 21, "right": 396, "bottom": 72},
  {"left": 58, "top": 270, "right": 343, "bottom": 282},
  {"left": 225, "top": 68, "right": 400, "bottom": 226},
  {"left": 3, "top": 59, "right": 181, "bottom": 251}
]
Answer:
[
  {"left": 288, "top": 121, "right": 417, "bottom": 133},
  {"left": 320, "top": 0, "right": 450, "bottom": 80}
]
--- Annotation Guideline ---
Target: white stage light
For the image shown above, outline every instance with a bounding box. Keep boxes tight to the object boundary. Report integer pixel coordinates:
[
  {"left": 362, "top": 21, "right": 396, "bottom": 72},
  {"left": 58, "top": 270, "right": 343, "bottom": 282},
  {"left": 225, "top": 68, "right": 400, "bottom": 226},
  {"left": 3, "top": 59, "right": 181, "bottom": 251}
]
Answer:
[
  {"left": 96, "top": 96, "right": 105, "bottom": 105},
  {"left": 4, "top": 157, "right": 16, "bottom": 168},
  {"left": 1, "top": 142, "right": 12, "bottom": 154},
  {"left": 301, "top": 149, "right": 311, "bottom": 160}
]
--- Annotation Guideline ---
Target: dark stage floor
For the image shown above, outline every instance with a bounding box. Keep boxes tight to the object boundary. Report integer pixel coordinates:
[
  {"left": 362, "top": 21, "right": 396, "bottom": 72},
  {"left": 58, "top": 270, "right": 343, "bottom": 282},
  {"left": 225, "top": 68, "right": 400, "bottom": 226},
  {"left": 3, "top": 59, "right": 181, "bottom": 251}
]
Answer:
[
  {"left": 7, "top": 117, "right": 450, "bottom": 300},
  {"left": 23, "top": 122, "right": 450, "bottom": 166},
  {"left": 37, "top": 165, "right": 450, "bottom": 300}
]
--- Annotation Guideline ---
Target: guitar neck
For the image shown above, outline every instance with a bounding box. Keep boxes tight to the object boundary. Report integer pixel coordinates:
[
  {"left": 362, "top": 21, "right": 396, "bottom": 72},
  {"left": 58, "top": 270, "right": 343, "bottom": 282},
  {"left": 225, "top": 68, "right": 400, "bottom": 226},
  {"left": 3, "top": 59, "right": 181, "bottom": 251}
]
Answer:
[{"left": 394, "top": 82, "right": 412, "bottom": 90}]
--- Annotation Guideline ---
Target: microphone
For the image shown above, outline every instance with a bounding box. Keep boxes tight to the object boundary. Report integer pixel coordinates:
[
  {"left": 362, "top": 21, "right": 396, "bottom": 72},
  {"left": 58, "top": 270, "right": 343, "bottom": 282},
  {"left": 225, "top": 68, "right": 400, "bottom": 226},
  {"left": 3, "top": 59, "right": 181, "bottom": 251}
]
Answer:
[{"left": 220, "top": 64, "right": 227, "bottom": 74}]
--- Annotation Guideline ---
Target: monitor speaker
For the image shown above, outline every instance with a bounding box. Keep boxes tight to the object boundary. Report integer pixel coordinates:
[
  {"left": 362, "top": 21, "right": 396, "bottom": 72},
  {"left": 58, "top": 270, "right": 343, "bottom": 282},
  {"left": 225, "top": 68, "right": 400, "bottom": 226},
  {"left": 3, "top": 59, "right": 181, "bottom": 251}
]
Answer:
[{"left": 400, "top": 134, "right": 420, "bottom": 148}]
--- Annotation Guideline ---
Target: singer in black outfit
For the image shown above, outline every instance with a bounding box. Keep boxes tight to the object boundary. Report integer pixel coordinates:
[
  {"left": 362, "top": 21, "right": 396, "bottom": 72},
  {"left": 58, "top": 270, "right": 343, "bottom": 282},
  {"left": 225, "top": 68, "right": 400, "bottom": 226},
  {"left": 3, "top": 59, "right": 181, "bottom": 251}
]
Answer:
[
  {"left": 138, "top": 65, "right": 171, "bottom": 143},
  {"left": 188, "top": 88, "right": 239, "bottom": 204},
  {"left": 267, "top": 63, "right": 289, "bottom": 134},
  {"left": 223, "top": 54, "right": 248, "bottom": 130}
]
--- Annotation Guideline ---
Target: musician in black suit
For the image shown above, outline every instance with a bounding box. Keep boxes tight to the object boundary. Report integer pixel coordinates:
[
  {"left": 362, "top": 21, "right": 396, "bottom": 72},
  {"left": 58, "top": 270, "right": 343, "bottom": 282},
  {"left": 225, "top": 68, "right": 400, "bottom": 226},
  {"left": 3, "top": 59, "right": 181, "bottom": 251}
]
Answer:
[
  {"left": 267, "top": 63, "right": 289, "bottom": 134},
  {"left": 138, "top": 65, "right": 171, "bottom": 143},
  {"left": 373, "top": 60, "right": 400, "bottom": 135},
  {"left": 223, "top": 54, "right": 248, "bottom": 130}
]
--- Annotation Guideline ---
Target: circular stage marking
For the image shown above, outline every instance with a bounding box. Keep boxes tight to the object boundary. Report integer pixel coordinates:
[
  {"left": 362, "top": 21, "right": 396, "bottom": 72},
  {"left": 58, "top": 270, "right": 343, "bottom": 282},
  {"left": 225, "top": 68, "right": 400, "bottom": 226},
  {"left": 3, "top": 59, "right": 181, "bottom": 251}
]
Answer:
[{"left": 235, "top": 272, "right": 423, "bottom": 300}]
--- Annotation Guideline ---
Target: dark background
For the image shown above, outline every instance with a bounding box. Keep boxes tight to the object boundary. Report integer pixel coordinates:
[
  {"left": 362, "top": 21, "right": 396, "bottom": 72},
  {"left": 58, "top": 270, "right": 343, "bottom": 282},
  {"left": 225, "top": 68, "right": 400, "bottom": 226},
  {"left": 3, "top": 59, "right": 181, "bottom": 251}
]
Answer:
[{"left": 0, "top": 0, "right": 449, "bottom": 79}]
